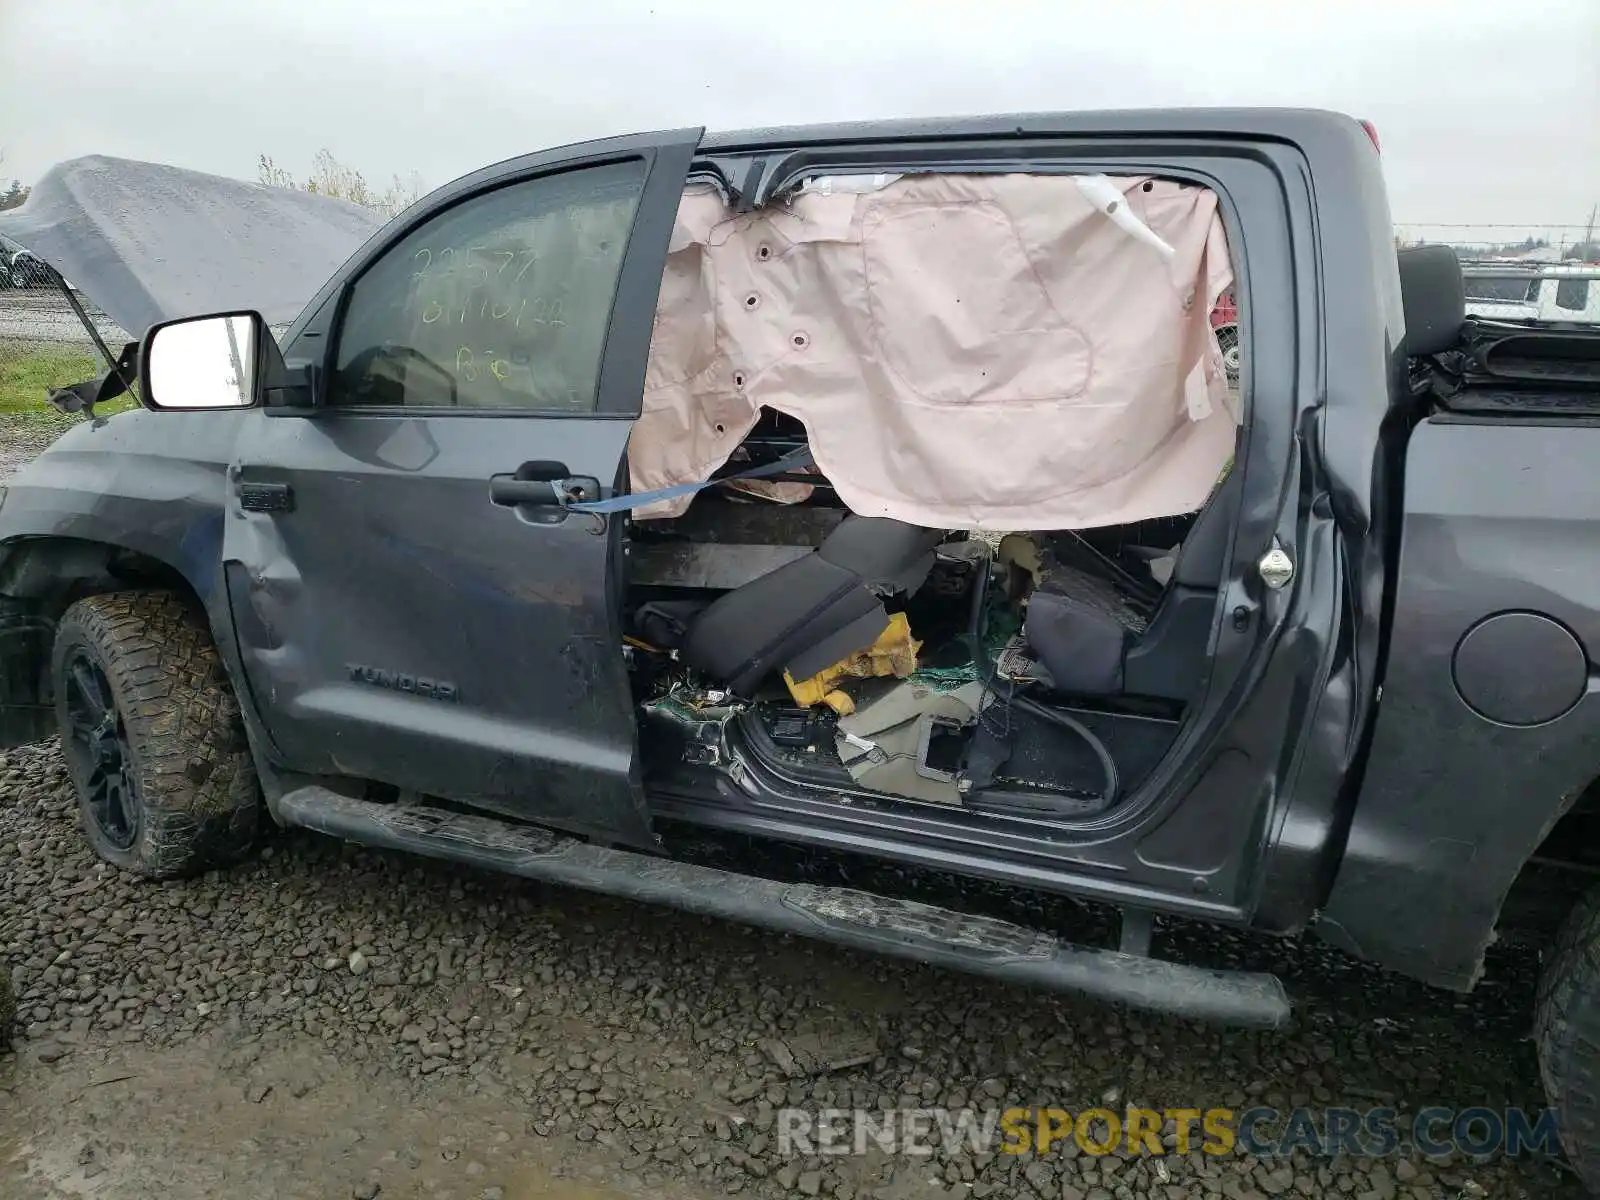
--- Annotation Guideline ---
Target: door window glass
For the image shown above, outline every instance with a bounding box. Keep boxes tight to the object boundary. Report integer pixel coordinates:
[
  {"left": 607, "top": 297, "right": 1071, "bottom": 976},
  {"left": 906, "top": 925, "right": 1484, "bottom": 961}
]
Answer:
[
  {"left": 331, "top": 159, "right": 646, "bottom": 410},
  {"left": 1463, "top": 275, "right": 1540, "bottom": 302},
  {"left": 1556, "top": 277, "right": 1591, "bottom": 312}
]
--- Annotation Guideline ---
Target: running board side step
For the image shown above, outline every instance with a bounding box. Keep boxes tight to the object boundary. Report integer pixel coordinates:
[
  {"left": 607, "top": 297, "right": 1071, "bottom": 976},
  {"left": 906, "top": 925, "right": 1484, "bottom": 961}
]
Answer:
[{"left": 274, "top": 787, "right": 1292, "bottom": 1029}]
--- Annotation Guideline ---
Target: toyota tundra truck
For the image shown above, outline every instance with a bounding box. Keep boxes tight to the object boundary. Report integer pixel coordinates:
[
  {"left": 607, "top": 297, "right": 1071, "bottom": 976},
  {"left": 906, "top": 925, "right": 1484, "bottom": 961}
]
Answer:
[{"left": 3, "top": 108, "right": 1600, "bottom": 1184}]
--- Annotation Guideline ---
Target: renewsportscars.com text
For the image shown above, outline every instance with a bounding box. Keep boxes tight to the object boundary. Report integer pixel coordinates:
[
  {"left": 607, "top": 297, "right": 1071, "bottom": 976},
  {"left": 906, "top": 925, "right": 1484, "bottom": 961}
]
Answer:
[{"left": 775, "top": 1105, "right": 1560, "bottom": 1161}]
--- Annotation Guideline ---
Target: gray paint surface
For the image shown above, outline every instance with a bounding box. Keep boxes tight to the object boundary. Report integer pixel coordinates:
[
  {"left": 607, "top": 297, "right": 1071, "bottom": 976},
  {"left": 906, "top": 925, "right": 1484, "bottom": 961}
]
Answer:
[
  {"left": 1319, "top": 417, "right": 1600, "bottom": 988},
  {"left": 225, "top": 129, "right": 702, "bottom": 851}
]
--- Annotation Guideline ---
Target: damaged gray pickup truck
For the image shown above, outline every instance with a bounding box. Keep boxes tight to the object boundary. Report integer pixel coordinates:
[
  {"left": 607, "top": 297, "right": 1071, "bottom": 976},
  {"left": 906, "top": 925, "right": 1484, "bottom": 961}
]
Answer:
[{"left": 5, "top": 109, "right": 1600, "bottom": 1181}]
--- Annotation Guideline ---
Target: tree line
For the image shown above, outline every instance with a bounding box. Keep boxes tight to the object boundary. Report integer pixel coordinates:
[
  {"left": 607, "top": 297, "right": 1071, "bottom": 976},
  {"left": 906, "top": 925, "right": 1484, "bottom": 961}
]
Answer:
[
  {"left": 0, "top": 150, "right": 27, "bottom": 212},
  {"left": 257, "top": 150, "right": 424, "bottom": 220}
]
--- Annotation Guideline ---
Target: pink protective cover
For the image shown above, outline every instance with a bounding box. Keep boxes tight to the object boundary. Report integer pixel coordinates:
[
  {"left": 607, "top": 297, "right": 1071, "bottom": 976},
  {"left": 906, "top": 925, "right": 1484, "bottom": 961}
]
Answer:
[{"left": 631, "top": 172, "right": 1236, "bottom": 529}]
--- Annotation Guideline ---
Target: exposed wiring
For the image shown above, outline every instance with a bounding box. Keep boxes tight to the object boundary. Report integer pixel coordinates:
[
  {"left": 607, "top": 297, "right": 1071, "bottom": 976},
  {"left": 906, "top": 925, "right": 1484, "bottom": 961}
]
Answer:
[
  {"left": 963, "top": 634, "right": 1120, "bottom": 807},
  {"left": 1010, "top": 691, "right": 1120, "bottom": 808}
]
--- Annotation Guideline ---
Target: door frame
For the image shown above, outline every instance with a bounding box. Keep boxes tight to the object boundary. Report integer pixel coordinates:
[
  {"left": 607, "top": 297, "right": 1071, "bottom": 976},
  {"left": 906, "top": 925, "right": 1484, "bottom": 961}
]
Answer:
[{"left": 654, "top": 121, "right": 1370, "bottom": 927}]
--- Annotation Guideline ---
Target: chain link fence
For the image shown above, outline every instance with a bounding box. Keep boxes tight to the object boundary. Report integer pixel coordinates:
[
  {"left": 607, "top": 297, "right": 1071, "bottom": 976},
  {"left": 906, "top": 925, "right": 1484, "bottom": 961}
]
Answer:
[
  {"left": 0, "top": 267, "right": 133, "bottom": 477},
  {"left": 1395, "top": 223, "right": 1599, "bottom": 263}
]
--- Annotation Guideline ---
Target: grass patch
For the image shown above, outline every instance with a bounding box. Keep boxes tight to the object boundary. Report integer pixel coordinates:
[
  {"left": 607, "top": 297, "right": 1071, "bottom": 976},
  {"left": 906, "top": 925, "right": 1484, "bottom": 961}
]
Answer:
[{"left": 0, "top": 344, "right": 139, "bottom": 422}]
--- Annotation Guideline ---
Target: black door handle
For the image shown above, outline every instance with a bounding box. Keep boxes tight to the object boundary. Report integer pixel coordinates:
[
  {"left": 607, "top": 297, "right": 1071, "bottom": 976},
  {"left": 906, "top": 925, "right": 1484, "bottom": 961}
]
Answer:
[
  {"left": 489, "top": 472, "right": 603, "bottom": 511},
  {"left": 489, "top": 476, "right": 563, "bottom": 507}
]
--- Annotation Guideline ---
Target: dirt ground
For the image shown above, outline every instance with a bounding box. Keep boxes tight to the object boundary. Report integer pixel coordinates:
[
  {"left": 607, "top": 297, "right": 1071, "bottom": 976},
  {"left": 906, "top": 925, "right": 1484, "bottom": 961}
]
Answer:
[{"left": 2, "top": 1036, "right": 711, "bottom": 1200}]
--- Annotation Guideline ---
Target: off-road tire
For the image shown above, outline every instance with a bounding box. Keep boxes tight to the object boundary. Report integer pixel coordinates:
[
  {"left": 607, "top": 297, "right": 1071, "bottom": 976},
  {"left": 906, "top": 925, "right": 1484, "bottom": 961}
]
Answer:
[
  {"left": 51, "top": 591, "right": 260, "bottom": 878},
  {"left": 1535, "top": 885, "right": 1600, "bottom": 1188}
]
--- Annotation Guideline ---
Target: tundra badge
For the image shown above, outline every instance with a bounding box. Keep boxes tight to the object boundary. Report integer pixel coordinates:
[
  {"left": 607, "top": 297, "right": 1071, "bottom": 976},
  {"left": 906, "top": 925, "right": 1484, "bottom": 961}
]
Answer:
[{"left": 346, "top": 664, "right": 459, "bottom": 702}]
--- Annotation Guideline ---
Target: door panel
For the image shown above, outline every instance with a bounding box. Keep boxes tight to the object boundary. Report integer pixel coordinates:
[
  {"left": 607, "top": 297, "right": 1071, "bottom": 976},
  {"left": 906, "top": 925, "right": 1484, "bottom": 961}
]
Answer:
[
  {"left": 225, "top": 129, "right": 701, "bottom": 849},
  {"left": 226, "top": 414, "right": 639, "bottom": 834}
]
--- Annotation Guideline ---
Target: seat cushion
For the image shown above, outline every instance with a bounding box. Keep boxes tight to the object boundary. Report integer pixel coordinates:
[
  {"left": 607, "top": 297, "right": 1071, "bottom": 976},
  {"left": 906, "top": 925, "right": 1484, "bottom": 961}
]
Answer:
[
  {"left": 817, "top": 517, "right": 945, "bottom": 594},
  {"left": 682, "top": 553, "right": 888, "bottom": 695},
  {"left": 678, "top": 515, "right": 942, "bottom": 694},
  {"left": 1023, "top": 565, "right": 1149, "bottom": 696}
]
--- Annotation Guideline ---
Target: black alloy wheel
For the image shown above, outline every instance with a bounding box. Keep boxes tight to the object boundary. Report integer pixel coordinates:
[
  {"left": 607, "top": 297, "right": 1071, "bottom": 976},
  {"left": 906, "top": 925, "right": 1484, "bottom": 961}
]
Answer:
[{"left": 60, "top": 648, "right": 140, "bottom": 850}]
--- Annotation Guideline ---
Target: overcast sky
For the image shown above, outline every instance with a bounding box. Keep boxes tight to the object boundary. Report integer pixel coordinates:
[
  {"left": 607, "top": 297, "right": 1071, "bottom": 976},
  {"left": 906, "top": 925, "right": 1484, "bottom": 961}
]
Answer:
[{"left": 2, "top": 0, "right": 1597, "bottom": 232}]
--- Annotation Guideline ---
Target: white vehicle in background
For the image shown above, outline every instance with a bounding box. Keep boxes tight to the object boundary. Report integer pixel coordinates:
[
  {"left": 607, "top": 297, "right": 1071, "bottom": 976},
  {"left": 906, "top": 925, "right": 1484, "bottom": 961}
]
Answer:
[{"left": 1461, "top": 261, "right": 1600, "bottom": 327}]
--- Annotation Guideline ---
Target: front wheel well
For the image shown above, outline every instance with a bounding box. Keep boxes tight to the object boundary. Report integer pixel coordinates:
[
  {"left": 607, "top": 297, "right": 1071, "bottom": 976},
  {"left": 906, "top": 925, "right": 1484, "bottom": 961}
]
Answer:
[
  {"left": 0, "top": 538, "right": 207, "bottom": 723},
  {"left": 0, "top": 537, "right": 197, "bottom": 613}
]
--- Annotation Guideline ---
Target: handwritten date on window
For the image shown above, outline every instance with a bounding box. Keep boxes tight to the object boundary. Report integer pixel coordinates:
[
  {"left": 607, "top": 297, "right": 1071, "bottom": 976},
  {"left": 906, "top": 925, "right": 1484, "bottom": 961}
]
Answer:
[{"left": 408, "top": 246, "right": 570, "bottom": 331}]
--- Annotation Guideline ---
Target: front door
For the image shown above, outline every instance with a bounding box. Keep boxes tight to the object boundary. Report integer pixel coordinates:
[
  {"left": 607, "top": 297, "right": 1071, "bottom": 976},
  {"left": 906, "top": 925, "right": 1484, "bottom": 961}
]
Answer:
[{"left": 224, "top": 130, "right": 701, "bottom": 848}]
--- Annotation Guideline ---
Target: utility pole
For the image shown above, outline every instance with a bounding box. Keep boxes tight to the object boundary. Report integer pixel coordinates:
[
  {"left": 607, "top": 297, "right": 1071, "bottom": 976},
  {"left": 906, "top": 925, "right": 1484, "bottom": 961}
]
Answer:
[{"left": 1561, "top": 206, "right": 1597, "bottom": 260}]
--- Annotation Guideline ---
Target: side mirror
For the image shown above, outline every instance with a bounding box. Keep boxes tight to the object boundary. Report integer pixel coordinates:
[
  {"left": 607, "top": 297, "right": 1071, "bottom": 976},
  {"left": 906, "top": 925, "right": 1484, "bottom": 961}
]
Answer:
[{"left": 140, "top": 311, "right": 281, "bottom": 411}]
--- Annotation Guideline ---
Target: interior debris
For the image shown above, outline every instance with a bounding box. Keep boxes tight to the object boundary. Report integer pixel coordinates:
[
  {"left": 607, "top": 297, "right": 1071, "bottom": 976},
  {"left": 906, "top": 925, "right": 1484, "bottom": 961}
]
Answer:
[{"left": 624, "top": 170, "right": 1239, "bottom": 818}]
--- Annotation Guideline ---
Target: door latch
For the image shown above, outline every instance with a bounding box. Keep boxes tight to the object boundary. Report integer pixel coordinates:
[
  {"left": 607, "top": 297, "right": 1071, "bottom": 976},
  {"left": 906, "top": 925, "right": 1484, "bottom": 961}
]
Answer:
[{"left": 1257, "top": 538, "right": 1294, "bottom": 590}]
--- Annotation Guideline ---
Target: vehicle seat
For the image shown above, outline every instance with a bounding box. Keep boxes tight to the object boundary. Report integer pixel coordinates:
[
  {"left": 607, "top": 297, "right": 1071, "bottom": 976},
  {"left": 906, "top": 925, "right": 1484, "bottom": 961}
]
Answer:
[
  {"left": 671, "top": 517, "right": 945, "bottom": 695},
  {"left": 1024, "top": 469, "right": 1241, "bottom": 701},
  {"left": 1397, "top": 244, "right": 1466, "bottom": 358}
]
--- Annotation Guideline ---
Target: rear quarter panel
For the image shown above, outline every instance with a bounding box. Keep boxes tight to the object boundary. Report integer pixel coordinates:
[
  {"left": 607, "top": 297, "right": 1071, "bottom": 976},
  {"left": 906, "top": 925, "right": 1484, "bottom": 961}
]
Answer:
[{"left": 1318, "top": 416, "right": 1600, "bottom": 988}]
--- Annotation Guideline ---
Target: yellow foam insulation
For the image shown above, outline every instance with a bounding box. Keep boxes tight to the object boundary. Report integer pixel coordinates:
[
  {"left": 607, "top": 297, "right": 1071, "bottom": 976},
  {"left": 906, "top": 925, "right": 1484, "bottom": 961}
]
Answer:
[{"left": 783, "top": 613, "right": 920, "bottom": 716}]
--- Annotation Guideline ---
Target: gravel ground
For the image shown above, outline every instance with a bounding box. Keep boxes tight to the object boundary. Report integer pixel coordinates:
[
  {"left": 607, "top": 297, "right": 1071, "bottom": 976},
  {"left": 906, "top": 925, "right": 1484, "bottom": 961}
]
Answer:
[
  {"left": 0, "top": 737, "right": 1588, "bottom": 1200},
  {"left": 0, "top": 426, "right": 1590, "bottom": 1200},
  {"left": 0, "top": 289, "right": 127, "bottom": 348}
]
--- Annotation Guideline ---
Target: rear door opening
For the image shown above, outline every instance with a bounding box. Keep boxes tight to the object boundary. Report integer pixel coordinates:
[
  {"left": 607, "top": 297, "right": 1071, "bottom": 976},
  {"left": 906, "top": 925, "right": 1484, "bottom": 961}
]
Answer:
[{"left": 615, "top": 164, "right": 1249, "bottom": 829}]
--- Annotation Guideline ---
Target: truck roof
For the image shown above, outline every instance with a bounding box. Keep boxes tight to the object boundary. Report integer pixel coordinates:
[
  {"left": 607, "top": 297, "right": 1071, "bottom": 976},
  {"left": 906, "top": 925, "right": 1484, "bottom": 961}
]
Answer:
[
  {"left": 700, "top": 106, "right": 1369, "bottom": 151},
  {"left": 1461, "top": 261, "right": 1600, "bottom": 278}
]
